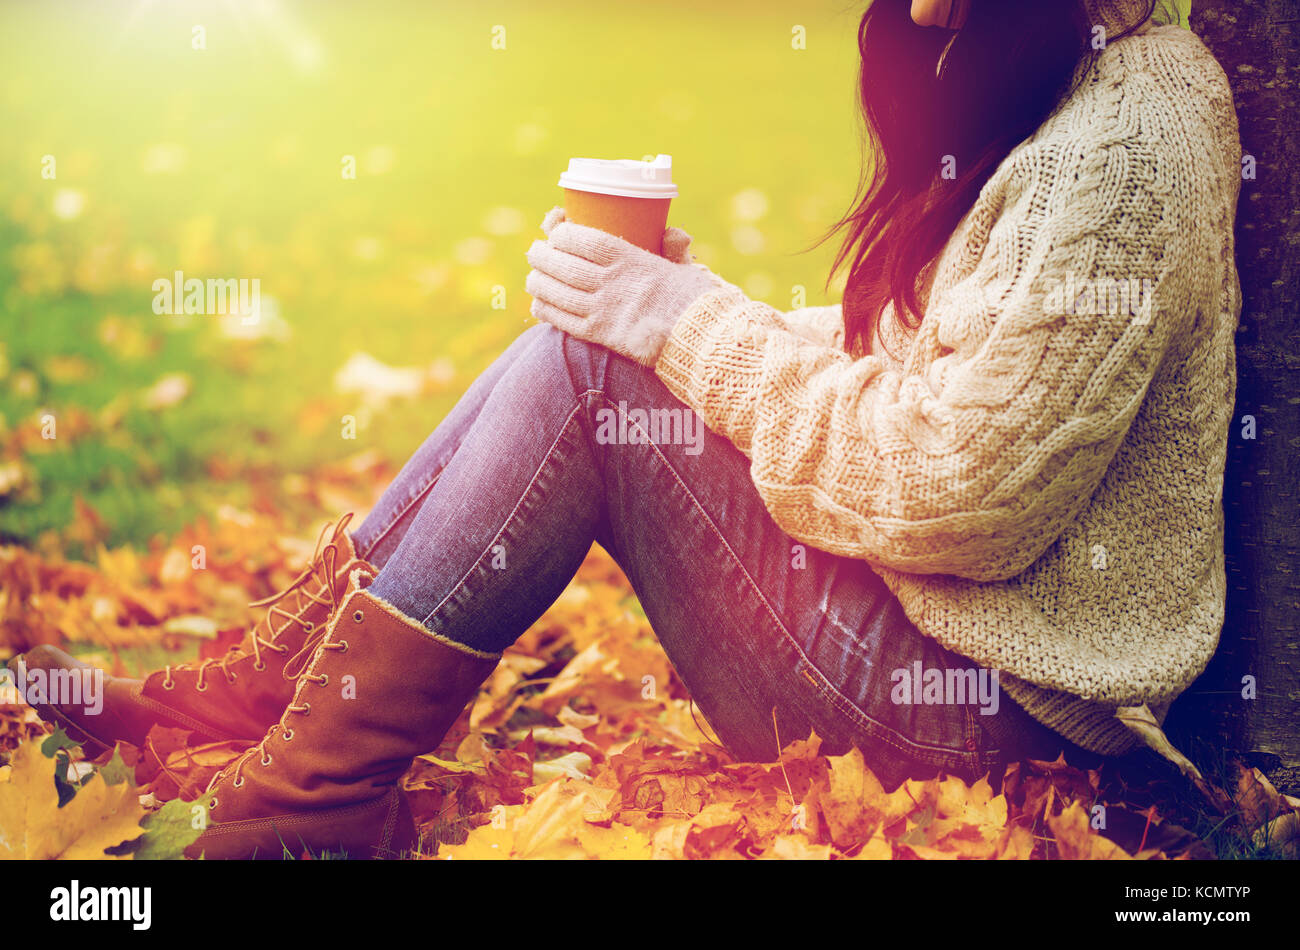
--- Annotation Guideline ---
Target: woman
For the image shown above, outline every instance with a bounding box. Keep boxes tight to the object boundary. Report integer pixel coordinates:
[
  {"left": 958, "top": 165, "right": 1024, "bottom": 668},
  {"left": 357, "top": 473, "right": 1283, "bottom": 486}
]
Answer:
[{"left": 16, "top": 0, "right": 1241, "bottom": 859}]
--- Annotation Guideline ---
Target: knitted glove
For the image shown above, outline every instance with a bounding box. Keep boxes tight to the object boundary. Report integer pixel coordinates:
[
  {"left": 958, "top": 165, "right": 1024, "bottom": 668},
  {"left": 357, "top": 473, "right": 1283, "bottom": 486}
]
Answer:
[{"left": 525, "top": 206, "right": 729, "bottom": 367}]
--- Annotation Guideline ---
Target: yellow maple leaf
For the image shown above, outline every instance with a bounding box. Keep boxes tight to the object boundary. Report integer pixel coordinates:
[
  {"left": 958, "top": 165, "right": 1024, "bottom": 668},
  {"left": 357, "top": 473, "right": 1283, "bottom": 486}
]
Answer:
[
  {"left": 937, "top": 775, "right": 1007, "bottom": 829},
  {"left": 900, "top": 841, "right": 961, "bottom": 860},
  {"left": 847, "top": 835, "right": 893, "bottom": 860},
  {"left": 442, "top": 779, "right": 646, "bottom": 860},
  {"left": 821, "top": 747, "right": 881, "bottom": 846},
  {"left": 0, "top": 739, "right": 146, "bottom": 859},
  {"left": 504, "top": 781, "right": 584, "bottom": 858},
  {"left": 650, "top": 820, "right": 691, "bottom": 859},
  {"left": 575, "top": 822, "right": 652, "bottom": 859},
  {"left": 538, "top": 642, "right": 606, "bottom": 708},
  {"left": 1048, "top": 801, "right": 1134, "bottom": 860},
  {"left": 928, "top": 774, "right": 1010, "bottom": 856},
  {"left": 761, "top": 834, "right": 832, "bottom": 859},
  {"left": 993, "top": 824, "right": 1035, "bottom": 860},
  {"left": 683, "top": 801, "right": 747, "bottom": 858},
  {"left": 439, "top": 824, "right": 515, "bottom": 860}
]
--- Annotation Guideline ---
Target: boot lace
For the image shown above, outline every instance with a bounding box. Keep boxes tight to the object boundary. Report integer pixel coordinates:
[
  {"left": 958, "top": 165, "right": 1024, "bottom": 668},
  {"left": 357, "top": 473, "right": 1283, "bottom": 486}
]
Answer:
[
  {"left": 209, "top": 624, "right": 352, "bottom": 801},
  {"left": 161, "top": 514, "right": 353, "bottom": 693}
]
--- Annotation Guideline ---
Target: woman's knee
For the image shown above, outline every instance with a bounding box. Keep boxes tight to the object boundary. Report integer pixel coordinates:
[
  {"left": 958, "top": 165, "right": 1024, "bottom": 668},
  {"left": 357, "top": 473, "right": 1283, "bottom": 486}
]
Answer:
[{"left": 527, "top": 324, "right": 629, "bottom": 399}]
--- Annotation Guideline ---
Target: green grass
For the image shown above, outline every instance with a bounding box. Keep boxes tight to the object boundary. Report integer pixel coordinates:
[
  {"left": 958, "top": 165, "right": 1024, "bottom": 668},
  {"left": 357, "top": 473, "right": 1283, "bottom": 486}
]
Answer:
[{"left": 0, "top": 0, "right": 861, "bottom": 552}]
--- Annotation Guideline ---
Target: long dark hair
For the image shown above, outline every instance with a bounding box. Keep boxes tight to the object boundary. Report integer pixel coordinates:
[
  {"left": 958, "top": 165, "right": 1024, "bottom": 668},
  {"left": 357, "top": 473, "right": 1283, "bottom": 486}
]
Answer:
[{"left": 824, "top": 0, "right": 1169, "bottom": 357}]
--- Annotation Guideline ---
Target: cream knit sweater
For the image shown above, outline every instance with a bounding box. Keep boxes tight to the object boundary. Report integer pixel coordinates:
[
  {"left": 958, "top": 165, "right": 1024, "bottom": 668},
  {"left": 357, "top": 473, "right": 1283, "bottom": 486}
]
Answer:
[{"left": 654, "top": 23, "right": 1242, "bottom": 755}]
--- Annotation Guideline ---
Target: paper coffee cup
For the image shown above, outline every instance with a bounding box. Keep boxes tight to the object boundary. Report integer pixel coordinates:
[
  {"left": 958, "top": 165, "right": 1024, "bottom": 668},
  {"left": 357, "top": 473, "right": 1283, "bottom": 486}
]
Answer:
[{"left": 558, "top": 154, "right": 677, "bottom": 256}]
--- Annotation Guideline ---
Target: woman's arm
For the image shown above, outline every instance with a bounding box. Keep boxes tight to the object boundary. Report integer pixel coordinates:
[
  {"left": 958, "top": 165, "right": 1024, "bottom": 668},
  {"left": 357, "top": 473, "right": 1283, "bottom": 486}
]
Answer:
[
  {"left": 655, "top": 137, "right": 1196, "bottom": 583},
  {"left": 779, "top": 304, "right": 845, "bottom": 350}
]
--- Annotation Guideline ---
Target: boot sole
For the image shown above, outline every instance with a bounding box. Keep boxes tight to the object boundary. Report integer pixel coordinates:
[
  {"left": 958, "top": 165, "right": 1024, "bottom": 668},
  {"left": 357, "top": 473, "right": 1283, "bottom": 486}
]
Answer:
[
  {"left": 189, "top": 786, "right": 415, "bottom": 860},
  {"left": 10, "top": 650, "right": 255, "bottom": 753},
  {"left": 36, "top": 703, "right": 118, "bottom": 756},
  {"left": 26, "top": 685, "right": 244, "bottom": 755}
]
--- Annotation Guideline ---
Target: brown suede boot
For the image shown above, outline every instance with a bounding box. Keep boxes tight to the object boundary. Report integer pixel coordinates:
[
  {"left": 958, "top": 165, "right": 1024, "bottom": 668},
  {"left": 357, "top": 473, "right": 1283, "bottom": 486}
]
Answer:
[
  {"left": 187, "top": 569, "right": 500, "bottom": 860},
  {"left": 9, "top": 515, "right": 373, "bottom": 753}
]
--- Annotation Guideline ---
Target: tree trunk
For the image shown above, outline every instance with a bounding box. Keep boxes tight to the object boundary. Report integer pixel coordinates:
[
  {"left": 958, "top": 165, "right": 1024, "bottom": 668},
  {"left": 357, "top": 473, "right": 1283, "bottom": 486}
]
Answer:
[{"left": 1164, "top": 0, "right": 1300, "bottom": 777}]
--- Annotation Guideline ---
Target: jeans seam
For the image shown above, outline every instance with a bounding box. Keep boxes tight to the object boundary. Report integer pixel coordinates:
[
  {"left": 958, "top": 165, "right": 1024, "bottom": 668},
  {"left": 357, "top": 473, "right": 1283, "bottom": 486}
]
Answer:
[
  {"left": 967, "top": 702, "right": 1008, "bottom": 768},
  {"left": 418, "top": 402, "right": 587, "bottom": 629},
  {"left": 797, "top": 654, "right": 974, "bottom": 768},
  {"left": 588, "top": 391, "right": 965, "bottom": 767},
  {"left": 360, "top": 324, "right": 553, "bottom": 561},
  {"left": 962, "top": 704, "right": 987, "bottom": 775},
  {"left": 357, "top": 469, "right": 444, "bottom": 562}
]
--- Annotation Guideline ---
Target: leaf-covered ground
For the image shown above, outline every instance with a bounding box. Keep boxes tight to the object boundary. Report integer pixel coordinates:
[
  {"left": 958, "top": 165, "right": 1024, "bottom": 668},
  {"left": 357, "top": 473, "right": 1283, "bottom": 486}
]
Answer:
[
  {"left": 3, "top": 0, "right": 1289, "bottom": 862},
  {"left": 2, "top": 456, "right": 1297, "bottom": 860}
]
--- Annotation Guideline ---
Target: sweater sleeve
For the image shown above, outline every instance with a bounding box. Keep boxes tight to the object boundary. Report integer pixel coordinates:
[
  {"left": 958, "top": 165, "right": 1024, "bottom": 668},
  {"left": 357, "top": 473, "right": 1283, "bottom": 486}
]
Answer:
[
  {"left": 654, "top": 133, "right": 1193, "bottom": 582},
  {"left": 779, "top": 304, "right": 844, "bottom": 350}
]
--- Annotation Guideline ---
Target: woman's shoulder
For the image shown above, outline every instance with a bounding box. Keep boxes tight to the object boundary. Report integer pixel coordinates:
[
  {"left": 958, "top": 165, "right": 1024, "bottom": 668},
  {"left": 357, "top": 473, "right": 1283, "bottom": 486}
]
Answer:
[
  {"left": 1006, "top": 23, "right": 1241, "bottom": 201},
  {"left": 1091, "top": 23, "right": 1239, "bottom": 149},
  {"left": 1098, "top": 22, "right": 1233, "bottom": 98}
]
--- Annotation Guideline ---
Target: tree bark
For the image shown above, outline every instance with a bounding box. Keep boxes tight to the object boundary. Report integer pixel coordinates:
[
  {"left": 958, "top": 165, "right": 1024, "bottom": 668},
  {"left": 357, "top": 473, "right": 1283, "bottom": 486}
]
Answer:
[{"left": 1164, "top": 0, "right": 1300, "bottom": 772}]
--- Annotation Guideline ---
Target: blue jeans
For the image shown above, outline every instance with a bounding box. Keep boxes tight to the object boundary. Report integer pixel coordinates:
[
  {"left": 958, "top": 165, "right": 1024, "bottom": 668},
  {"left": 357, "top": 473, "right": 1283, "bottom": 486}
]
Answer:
[{"left": 352, "top": 324, "right": 1079, "bottom": 789}]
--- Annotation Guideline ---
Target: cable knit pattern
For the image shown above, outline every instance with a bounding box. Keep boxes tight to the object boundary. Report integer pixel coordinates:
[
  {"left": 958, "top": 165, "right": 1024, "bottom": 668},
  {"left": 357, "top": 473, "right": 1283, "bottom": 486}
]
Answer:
[{"left": 654, "top": 23, "right": 1241, "bottom": 755}]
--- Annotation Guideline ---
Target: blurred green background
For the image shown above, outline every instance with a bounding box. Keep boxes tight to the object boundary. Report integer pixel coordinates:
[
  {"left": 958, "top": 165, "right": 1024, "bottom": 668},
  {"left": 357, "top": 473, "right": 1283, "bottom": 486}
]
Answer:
[{"left": 0, "top": 0, "right": 861, "bottom": 554}]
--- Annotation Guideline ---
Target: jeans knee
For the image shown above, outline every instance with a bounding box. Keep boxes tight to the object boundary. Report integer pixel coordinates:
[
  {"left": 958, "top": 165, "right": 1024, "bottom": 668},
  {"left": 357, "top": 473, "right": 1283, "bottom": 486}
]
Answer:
[
  {"left": 508, "top": 321, "right": 554, "bottom": 358},
  {"left": 519, "top": 324, "right": 668, "bottom": 412},
  {"left": 525, "top": 324, "right": 612, "bottom": 398}
]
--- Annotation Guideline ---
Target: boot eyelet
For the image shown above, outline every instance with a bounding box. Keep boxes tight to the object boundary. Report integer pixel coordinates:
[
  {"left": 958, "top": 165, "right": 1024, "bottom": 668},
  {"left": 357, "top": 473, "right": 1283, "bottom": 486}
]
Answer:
[
  {"left": 163, "top": 679, "right": 175, "bottom": 691},
  {"left": 304, "top": 621, "right": 315, "bottom": 632},
  {"left": 260, "top": 753, "right": 273, "bottom": 767},
  {"left": 301, "top": 703, "right": 311, "bottom": 716},
  {"left": 317, "top": 674, "right": 329, "bottom": 687},
  {"left": 283, "top": 729, "right": 294, "bottom": 741},
  {"left": 338, "top": 639, "right": 349, "bottom": 652},
  {"left": 210, "top": 797, "right": 219, "bottom": 809},
  {"left": 232, "top": 776, "right": 244, "bottom": 789},
  {"left": 353, "top": 610, "right": 364, "bottom": 623},
  {"left": 195, "top": 681, "right": 208, "bottom": 693},
  {"left": 226, "top": 673, "right": 238, "bottom": 685},
  {"left": 253, "top": 660, "right": 267, "bottom": 672}
]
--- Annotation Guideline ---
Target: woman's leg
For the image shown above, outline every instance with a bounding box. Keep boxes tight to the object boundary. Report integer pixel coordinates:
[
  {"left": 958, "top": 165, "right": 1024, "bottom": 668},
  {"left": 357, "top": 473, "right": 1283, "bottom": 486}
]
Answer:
[
  {"left": 4, "top": 320, "right": 558, "bottom": 753},
  {"left": 369, "top": 324, "right": 1076, "bottom": 786},
  {"left": 350, "top": 322, "right": 551, "bottom": 568}
]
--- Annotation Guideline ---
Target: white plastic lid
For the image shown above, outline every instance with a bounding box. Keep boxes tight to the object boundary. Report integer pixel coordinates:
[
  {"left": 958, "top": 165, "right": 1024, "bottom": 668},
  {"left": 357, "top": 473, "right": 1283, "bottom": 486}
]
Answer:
[{"left": 558, "top": 153, "right": 677, "bottom": 199}]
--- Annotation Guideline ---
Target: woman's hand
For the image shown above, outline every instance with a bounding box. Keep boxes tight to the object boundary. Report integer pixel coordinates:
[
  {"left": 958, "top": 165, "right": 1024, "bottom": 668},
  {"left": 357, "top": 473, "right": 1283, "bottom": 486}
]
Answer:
[{"left": 525, "top": 207, "right": 726, "bottom": 368}]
